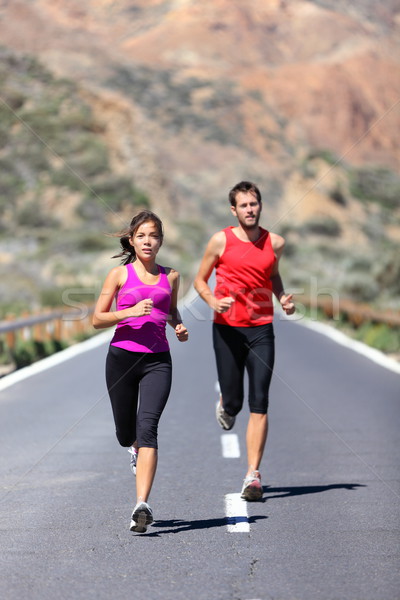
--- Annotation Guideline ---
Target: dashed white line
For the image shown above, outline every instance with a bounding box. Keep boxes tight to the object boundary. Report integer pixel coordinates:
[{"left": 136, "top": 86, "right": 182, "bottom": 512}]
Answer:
[
  {"left": 221, "top": 433, "right": 240, "bottom": 458},
  {"left": 225, "top": 493, "right": 250, "bottom": 533},
  {"left": 219, "top": 397, "right": 245, "bottom": 531}
]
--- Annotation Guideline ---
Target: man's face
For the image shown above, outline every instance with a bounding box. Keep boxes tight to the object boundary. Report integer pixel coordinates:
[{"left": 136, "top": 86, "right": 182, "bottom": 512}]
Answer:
[{"left": 231, "top": 191, "right": 262, "bottom": 229}]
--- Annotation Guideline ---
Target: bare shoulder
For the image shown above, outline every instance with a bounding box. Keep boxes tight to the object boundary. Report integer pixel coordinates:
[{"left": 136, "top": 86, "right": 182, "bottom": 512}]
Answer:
[
  {"left": 211, "top": 230, "right": 226, "bottom": 245},
  {"left": 207, "top": 230, "right": 226, "bottom": 255},
  {"left": 106, "top": 265, "right": 127, "bottom": 284},
  {"left": 164, "top": 267, "right": 180, "bottom": 281},
  {"left": 269, "top": 232, "right": 285, "bottom": 252},
  {"left": 111, "top": 265, "right": 127, "bottom": 274}
]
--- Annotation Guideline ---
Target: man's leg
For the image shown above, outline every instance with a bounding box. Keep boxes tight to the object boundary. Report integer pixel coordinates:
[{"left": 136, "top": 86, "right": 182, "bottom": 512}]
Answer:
[
  {"left": 246, "top": 412, "right": 268, "bottom": 475},
  {"left": 212, "top": 323, "right": 246, "bottom": 417},
  {"left": 241, "top": 324, "right": 275, "bottom": 500},
  {"left": 245, "top": 323, "right": 275, "bottom": 472}
]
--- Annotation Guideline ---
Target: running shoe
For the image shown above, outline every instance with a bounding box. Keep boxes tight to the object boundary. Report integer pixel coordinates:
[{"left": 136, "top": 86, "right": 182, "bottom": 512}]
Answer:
[
  {"left": 216, "top": 398, "right": 236, "bottom": 430},
  {"left": 240, "top": 470, "right": 263, "bottom": 501},
  {"left": 130, "top": 502, "right": 154, "bottom": 533},
  {"left": 127, "top": 446, "right": 137, "bottom": 475}
]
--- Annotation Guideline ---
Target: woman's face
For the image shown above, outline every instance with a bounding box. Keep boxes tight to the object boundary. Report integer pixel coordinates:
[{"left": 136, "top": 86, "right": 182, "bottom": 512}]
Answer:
[{"left": 130, "top": 220, "right": 162, "bottom": 261}]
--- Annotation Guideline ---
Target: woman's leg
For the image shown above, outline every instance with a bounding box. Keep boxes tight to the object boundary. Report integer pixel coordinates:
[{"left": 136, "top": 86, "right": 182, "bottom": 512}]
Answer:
[
  {"left": 135, "top": 353, "right": 172, "bottom": 503},
  {"left": 105, "top": 346, "right": 142, "bottom": 447},
  {"left": 135, "top": 448, "right": 158, "bottom": 504}
]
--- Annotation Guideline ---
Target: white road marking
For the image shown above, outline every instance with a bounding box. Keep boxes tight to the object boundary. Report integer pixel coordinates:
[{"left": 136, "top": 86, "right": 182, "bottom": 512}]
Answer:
[
  {"left": 225, "top": 493, "right": 250, "bottom": 533},
  {"left": 221, "top": 433, "right": 240, "bottom": 458}
]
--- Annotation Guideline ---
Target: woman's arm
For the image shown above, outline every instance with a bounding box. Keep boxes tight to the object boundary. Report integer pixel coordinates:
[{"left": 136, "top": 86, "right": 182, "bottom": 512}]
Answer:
[
  {"left": 167, "top": 269, "right": 188, "bottom": 342},
  {"left": 92, "top": 266, "right": 154, "bottom": 329}
]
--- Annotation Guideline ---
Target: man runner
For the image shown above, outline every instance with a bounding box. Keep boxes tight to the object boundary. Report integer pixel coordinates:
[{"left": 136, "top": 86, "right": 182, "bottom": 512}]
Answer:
[{"left": 194, "top": 181, "right": 295, "bottom": 500}]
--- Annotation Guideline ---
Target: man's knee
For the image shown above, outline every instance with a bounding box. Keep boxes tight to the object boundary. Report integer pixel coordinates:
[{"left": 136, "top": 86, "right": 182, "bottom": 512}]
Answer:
[
  {"left": 249, "top": 410, "right": 268, "bottom": 420},
  {"left": 222, "top": 393, "right": 243, "bottom": 416},
  {"left": 249, "top": 395, "right": 269, "bottom": 414}
]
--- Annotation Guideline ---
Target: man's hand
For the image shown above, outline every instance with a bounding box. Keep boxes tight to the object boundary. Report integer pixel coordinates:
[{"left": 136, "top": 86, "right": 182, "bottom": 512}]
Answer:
[
  {"left": 214, "top": 296, "right": 235, "bottom": 314},
  {"left": 280, "top": 293, "right": 295, "bottom": 315},
  {"left": 175, "top": 323, "right": 188, "bottom": 342}
]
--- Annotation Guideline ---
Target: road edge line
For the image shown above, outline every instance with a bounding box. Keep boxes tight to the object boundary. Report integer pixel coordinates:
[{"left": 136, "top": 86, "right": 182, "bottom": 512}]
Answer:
[
  {"left": 0, "top": 330, "right": 113, "bottom": 392},
  {"left": 279, "top": 312, "right": 400, "bottom": 375}
]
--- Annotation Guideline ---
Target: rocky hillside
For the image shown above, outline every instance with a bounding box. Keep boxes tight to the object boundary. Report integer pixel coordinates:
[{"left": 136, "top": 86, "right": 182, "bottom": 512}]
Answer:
[{"left": 0, "top": 0, "right": 399, "bottom": 313}]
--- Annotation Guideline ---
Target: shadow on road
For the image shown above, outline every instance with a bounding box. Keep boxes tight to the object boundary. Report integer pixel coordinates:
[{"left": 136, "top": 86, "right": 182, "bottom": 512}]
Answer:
[
  {"left": 143, "top": 514, "right": 268, "bottom": 536},
  {"left": 133, "top": 484, "right": 365, "bottom": 535},
  {"left": 262, "top": 482, "right": 366, "bottom": 501}
]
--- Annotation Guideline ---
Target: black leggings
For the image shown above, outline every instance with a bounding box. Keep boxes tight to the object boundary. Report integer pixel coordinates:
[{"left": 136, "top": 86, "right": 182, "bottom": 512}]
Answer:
[
  {"left": 105, "top": 346, "right": 172, "bottom": 449},
  {"left": 213, "top": 322, "right": 275, "bottom": 416}
]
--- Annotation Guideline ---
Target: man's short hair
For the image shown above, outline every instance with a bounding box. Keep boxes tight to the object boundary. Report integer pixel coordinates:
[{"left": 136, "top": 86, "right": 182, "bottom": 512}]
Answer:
[{"left": 228, "top": 181, "right": 262, "bottom": 206}]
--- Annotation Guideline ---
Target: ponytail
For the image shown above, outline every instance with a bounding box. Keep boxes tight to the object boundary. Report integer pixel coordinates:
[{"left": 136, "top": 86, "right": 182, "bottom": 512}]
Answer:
[{"left": 111, "top": 235, "right": 136, "bottom": 265}]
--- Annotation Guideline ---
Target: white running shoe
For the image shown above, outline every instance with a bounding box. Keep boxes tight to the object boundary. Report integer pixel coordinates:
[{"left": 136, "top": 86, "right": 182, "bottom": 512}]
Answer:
[
  {"left": 127, "top": 446, "right": 137, "bottom": 475},
  {"left": 216, "top": 398, "right": 236, "bottom": 430},
  {"left": 241, "top": 470, "right": 263, "bottom": 501},
  {"left": 130, "top": 501, "right": 154, "bottom": 533}
]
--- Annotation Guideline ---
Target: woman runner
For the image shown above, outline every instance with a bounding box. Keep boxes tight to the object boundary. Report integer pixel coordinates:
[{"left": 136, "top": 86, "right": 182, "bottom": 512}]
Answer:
[{"left": 93, "top": 210, "right": 188, "bottom": 533}]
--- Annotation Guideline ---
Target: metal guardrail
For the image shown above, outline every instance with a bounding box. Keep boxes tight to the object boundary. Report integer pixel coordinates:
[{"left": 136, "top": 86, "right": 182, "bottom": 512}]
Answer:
[
  {"left": 306, "top": 296, "right": 400, "bottom": 327},
  {"left": 0, "top": 306, "right": 95, "bottom": 350},
  {"left": 0, "top": 298, "right": 398, "bottom": 354},
  {"left": 0, "top": 310, "right": 66, "bottom": 333}
]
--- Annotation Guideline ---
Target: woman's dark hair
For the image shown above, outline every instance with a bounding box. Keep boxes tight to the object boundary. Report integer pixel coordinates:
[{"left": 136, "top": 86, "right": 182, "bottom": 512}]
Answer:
[
  {"left": 228, "top": 181, "right": 262, "bottom": 206},
  {"left": 111, "top": 210, "right": 164, "bottom": 265}
]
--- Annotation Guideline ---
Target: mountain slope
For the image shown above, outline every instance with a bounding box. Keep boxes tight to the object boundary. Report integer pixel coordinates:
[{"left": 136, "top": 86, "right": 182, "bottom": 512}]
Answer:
[{"left": 0, "top": 0, "right": 399, "bottom": 313}]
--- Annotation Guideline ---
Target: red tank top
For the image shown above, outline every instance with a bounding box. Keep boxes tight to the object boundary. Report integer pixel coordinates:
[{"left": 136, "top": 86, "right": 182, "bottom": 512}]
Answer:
[{"left": 214, "top": 226, "right": 276, "bottom": 327}]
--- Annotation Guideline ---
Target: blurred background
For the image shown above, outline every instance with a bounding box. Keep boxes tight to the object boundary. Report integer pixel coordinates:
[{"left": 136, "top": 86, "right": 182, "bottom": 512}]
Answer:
[{"left": 0, "top": 0, "right": 399, "bottom": 370}]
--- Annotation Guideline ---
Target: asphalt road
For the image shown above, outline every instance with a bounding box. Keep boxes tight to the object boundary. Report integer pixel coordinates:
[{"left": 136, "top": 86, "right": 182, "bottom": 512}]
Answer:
[{"left": 0, "top": 295, "right": 399, "bottom": 600}]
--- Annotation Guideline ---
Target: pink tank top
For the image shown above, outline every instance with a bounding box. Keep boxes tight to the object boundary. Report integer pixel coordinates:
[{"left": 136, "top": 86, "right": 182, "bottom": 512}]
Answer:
[{"left": 111, "top": 263, "right": 172, "bottom": 353}]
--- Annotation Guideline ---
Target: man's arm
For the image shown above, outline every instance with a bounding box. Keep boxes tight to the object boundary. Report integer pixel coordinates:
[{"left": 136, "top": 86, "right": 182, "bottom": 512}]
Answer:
[
  {"left": 270, "top": 232, "right": 295, "bottom": 315},
  {"left": 194, "top": 231, "right": 235, "bottom": 313}
]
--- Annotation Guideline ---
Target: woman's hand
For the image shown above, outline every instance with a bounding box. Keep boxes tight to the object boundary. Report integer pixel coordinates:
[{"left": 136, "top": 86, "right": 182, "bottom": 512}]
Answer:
[
  {"left": 175, "top": 323, "right": 188, "bottom": 342},
  {"left": 130, "top": 298, "right": 154, "bottom": 317}
]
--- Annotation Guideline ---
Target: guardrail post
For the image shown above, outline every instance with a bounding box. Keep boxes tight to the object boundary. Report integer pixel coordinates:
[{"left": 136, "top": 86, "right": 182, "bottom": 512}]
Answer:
[
  {"left": 54, "top": 317, "right": 63, "bottom": 341},
  {"left": 5, "top": 315, "right": 16, "bottom": 350}
]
